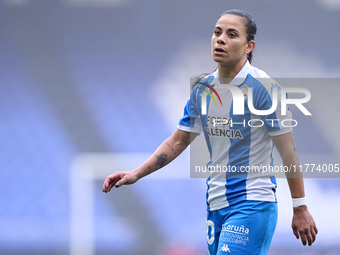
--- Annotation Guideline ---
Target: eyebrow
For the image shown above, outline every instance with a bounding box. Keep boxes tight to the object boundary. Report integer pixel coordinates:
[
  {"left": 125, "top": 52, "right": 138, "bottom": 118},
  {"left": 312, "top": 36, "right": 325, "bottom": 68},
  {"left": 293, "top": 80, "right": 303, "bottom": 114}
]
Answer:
[{"left": 215, "top": 26, "right": 240, "bottom": 33}]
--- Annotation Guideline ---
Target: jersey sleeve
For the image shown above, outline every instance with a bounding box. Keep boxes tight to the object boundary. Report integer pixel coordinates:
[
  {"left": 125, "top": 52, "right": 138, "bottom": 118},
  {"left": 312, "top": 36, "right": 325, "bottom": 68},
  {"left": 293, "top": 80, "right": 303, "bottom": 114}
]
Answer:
[
  {"left": 177, "top": 89, "right": 203, "bottom": 134},
  {"left": 252, "top": 79, "right": 293, "bottom": 136}
]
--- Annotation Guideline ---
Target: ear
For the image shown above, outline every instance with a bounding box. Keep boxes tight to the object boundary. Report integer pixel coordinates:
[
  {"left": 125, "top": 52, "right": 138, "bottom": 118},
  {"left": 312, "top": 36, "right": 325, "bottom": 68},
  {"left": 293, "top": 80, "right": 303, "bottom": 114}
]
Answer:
[{"left": 245, "top": 40, "right": 255, "bottom": 54}]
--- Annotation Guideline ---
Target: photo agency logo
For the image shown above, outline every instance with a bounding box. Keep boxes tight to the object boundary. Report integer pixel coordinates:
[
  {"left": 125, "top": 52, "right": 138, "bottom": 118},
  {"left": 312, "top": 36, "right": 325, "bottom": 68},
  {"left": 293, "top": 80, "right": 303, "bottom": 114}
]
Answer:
[{"left": 198, "top": 81, "right": 312, "bottom": 128}]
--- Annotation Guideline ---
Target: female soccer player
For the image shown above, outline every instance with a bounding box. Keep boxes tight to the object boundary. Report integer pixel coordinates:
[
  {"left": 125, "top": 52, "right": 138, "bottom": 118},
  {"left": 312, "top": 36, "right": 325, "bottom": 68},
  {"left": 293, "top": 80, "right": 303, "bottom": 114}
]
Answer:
[{"left": 103, "top": 9, "right": 317, "bottom": 254}]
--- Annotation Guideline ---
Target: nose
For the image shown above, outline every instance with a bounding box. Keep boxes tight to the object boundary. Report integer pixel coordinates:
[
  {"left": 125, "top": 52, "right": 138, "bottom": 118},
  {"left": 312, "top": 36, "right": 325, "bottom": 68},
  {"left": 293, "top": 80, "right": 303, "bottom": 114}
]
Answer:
[{"left": 217, "top": 36, "right": 226, "bottom": 45}]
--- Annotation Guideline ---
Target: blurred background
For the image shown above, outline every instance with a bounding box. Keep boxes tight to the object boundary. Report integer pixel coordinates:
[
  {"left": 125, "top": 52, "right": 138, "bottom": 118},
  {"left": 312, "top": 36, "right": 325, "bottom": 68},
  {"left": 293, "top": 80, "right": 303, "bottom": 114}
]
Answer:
[{"left": 1, "top": 0, "right": 340, "bottom": 254}]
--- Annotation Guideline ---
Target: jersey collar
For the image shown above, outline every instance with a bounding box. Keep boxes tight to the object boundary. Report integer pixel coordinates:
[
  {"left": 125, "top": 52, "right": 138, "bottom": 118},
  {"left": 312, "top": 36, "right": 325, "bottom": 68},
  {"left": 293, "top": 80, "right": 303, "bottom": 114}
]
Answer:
[{"left": 214, "top": 60, "right": 251, "bottom": 86}]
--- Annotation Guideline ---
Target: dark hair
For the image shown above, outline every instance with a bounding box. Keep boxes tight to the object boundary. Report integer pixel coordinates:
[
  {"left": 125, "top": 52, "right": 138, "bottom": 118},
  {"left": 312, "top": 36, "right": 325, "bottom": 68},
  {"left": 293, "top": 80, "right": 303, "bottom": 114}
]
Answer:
[{"left": 219, "top": 9, "right": 257, "bottom": 63}]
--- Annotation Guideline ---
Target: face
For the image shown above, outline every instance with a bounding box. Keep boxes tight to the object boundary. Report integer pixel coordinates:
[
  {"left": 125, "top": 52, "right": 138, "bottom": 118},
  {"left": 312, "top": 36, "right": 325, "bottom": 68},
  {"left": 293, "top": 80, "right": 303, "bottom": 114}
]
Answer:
[{"left": 211, "top": 14, "right": 254, "bottom": 67}]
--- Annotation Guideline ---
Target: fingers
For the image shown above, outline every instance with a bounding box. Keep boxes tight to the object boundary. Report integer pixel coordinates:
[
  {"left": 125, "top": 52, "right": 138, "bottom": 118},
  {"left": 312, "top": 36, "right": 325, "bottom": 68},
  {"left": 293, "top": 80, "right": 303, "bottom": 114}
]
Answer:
[
  {"left": 102, "top": 177, "right": 112, "bottom": 193},
  {"left": 295, "top": 225, "right": 317, "bottom": 246},
  {"left": 310, "top": 223, "right": 318, "bottom": 245},
  {"left": 298, "top": 230, "right": 314, "bottom": 246},
  {"left": 310, "top": 228, "right": 317, "bottom": 244},
  {"left": 293, "top": 226, "right": 299, "bottom": 239},
  {"left": 306, "top": 230, "right": 313, "bottom": 246},
  {"left": 102, "top": 171, "right": 138, "bottom": 192},
  {"left": 114, "top": 177, "right": 126, "bottom": 188},
  {"left": 102, "top": 173, "right": 123, "bottom": 193},
  {"left": 292, "top": 207, "right": 318, "bottom": 247},
  {"left": 299, "top": 230, "right": 307, "bottom": 246}
]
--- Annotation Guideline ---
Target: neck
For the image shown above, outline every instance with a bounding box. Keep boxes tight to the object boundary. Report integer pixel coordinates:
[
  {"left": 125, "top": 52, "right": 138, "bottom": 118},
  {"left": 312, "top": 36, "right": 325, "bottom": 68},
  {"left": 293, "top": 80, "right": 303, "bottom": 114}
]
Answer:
[{"left": 218, "top": 59, "right": 247, "bottom": 84}]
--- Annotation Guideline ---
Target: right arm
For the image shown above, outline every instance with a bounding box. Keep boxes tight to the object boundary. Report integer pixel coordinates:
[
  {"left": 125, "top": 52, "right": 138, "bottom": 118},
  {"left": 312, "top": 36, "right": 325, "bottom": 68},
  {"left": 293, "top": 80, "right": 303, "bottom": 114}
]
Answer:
[{"left": 102, "top": 129, "right": 197, "bottom": 192}]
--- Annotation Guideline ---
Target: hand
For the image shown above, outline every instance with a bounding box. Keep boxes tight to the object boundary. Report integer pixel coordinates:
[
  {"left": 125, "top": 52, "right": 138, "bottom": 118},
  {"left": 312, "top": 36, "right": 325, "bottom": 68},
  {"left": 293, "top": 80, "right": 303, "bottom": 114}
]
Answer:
[
  {"left": 102, "top": 171, "right": 138, "bottom": 193},
  {"left": 292, "top": 205, "right": 318, "bottom": 246}
]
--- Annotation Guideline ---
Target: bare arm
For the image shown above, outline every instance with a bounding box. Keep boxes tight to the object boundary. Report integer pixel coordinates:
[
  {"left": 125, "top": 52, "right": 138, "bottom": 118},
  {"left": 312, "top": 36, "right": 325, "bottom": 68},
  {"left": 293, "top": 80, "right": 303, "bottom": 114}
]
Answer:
[
  {"left": 102, "top": 129, "right": 197, "bottom": 192},
  {"left": 271, "top": 131, "right": 318, "bottom": 246}
]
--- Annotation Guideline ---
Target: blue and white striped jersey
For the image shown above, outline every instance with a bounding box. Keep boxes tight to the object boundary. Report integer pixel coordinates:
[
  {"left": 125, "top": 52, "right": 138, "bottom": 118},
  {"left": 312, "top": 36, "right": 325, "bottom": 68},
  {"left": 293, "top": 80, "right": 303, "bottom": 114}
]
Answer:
[{"left": 178, "top": 60, "right": 292, "bottom": 211}]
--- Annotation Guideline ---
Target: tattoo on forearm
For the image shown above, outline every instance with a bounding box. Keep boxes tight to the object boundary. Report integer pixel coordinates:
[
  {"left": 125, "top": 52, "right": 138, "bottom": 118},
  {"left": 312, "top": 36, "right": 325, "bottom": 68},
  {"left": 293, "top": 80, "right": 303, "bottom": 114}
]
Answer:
[
  {"left": 154, "top": 153, "right": 168, "bottom": 167},
  {"left": 165, "top": 142, "right": 177, "bottom": 156}
]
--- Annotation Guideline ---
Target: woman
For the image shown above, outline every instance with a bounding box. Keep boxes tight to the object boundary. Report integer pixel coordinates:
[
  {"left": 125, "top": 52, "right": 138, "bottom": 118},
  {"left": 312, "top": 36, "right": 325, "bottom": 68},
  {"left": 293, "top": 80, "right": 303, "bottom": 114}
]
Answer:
[{"left": 103, "top": 9, "right": 317, "bottom": 255}]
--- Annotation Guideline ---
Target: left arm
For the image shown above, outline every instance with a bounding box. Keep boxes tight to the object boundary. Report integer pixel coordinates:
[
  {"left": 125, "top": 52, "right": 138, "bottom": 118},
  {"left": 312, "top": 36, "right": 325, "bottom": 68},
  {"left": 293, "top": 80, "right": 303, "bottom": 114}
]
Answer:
[{"left": 271, "top": 131, "right": 318, "bottom": 246}]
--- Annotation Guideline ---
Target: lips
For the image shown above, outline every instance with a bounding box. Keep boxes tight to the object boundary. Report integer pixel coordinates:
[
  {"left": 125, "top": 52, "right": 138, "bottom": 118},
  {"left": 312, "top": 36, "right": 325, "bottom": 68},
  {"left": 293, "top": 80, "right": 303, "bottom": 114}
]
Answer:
[{"left": 214, "top": 47, "right": 226, "bottom": 54}]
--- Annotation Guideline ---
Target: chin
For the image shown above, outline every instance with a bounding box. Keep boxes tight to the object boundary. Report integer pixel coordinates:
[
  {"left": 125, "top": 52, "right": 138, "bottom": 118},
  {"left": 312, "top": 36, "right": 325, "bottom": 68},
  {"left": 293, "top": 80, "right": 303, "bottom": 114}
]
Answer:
[
  {"left": 212, "top": 56, "right": 226, "bottom": 64},
  {"left": 214, "top": 59, "right": 232, "bottom": 66}
]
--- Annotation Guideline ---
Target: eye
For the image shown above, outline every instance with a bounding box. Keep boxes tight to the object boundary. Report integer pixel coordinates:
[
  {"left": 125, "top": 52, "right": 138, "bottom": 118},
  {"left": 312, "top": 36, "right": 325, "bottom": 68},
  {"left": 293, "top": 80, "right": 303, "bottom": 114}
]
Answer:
[
  {"left": 214, "top": 30, "right": 221, "bottom": 36},
  {"left": 228, "top": 33, "right": 236, "bottom": 38}
]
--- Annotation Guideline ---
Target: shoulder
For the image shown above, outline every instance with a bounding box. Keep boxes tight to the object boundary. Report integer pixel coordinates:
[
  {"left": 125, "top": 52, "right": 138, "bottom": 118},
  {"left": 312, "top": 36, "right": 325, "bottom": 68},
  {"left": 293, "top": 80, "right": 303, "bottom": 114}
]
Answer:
[
  {"left": 248, "top": 65, "right": 270, "bottom": 79},
  {"left": 191, "top": 71, "right": 216, "bottom": 93},
  {"left": 199, "top": 71, "right": 217, "bottom": 86},
  {"left": 247, "top": 65, "right": 281, "bottom": 94}
]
